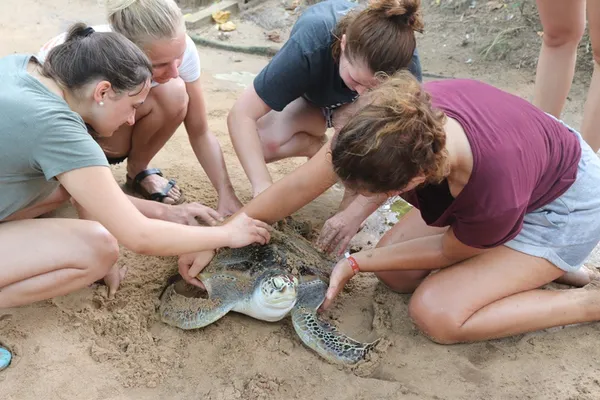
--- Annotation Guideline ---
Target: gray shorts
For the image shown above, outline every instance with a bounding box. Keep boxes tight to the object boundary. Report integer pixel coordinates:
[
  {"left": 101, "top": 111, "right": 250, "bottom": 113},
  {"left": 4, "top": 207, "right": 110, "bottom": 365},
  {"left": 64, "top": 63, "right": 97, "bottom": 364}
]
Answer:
[{"left": 504, "top": 122, "right": 600, "bottom": 272}]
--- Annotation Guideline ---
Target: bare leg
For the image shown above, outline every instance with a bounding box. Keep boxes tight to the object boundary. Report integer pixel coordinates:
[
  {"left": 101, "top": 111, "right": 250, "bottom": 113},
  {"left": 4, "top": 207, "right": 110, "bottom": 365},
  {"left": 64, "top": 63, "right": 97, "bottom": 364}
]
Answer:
[
  {"left": 374, "top": 208, "right": 448, "bottom": 293},
  {"left": 408, "top": 246, "right": 600, "bottom": 344},
  {"left": 532, "top": 0, "right": 586, "bottom": 117},
  {"left": 257, "top": 97, "right": 328, "bottom": 162},
  {"left": 2, "top": 187, "right": 125, "bottom": 299},
  {"left": 373, "top": 208, "right": 593, "bottom": 295},
  {"left": 0, "top": 218, "right": 119, "bottom": 308},
  {"left": 580, "top": 2, "right": 600, "bottom": 151},
  {"left": 98, "top": 78, "right": 188, "bottom": 204}
]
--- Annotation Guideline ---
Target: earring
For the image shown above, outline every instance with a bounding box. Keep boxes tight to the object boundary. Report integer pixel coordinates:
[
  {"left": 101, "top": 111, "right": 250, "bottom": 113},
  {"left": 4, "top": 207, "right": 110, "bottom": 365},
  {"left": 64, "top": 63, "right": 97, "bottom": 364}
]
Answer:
[{"left": 99, "top": 101, "right": 104, "bottom": 106}]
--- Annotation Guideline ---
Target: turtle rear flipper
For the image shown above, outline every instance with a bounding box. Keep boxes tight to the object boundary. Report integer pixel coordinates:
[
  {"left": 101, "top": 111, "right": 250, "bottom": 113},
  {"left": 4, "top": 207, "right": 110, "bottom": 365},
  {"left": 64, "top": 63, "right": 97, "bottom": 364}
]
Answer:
[
  {"left": 291, "top": 280, "right": 380, "bottom": 365},
  {"left": 159, "top": 277, "right": 238, "bottom": 330}
]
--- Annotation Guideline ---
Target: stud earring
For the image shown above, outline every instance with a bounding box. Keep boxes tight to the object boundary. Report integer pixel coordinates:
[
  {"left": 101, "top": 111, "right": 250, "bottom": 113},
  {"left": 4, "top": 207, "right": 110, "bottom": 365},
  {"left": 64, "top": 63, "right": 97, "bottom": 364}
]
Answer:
[{"left": 99, "top": 101, "right": 104, "bottom": 106}]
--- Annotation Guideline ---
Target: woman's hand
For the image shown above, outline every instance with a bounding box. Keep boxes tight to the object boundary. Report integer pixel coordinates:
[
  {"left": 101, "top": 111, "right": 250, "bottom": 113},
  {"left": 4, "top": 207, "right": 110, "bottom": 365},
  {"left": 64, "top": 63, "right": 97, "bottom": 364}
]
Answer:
[
  {"left": 165, "top": 203, "right": 224, "bottom": 226},
  {"left": 317, "top": 210, "right": 364, "bottom": 256},
  {"left": 317, "top": 194, "right": 387, "bottom": 256},
  {"left": 320, "top": 257, "right": 356, "bottom": 311},
  {"left": 178, "top": 250, "right": 215, "bottom": 288},
  {"left": 223, "top": 212, "right": 271, "bottom": 248}
]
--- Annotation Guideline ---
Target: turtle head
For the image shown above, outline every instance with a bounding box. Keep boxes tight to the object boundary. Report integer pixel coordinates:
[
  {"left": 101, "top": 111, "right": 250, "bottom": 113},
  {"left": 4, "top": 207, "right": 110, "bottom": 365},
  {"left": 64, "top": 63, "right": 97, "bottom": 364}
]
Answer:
[
  {"left": 250, "top": 273, "right": 299, "bottom": 321},
  {"left": 260, "top": 274, "right": 298, "bottom": 306}
]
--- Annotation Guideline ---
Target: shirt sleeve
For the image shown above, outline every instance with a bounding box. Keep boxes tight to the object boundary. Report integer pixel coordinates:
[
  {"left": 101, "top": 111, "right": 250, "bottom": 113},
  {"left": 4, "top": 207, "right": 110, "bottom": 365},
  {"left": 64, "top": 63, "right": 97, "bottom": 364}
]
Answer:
[
  {"left": 31, "top": 113, "right": 109, "bottom": 181},
  {"left": 253, "top": 38, "right": 316, "bottom": 112},
  {"left": 178, "top": 35, "right": 202, "bottom": 83},
  {"left": 452, "top": 206, "right": 527, "bottom": 249}
]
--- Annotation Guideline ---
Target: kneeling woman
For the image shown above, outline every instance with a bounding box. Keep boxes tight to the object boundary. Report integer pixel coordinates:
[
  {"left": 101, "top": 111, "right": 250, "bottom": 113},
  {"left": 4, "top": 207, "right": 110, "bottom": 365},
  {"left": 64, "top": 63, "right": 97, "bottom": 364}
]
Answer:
[{"left": 238, "top": 72, "right": 600, "bottom": 344}]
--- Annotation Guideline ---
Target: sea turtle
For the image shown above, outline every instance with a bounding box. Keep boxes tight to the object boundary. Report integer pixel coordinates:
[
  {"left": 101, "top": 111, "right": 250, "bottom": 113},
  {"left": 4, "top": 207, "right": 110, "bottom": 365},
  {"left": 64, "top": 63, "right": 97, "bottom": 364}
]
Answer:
[{"left": 158, "top": 219, "right": 380, "bottom": 365}]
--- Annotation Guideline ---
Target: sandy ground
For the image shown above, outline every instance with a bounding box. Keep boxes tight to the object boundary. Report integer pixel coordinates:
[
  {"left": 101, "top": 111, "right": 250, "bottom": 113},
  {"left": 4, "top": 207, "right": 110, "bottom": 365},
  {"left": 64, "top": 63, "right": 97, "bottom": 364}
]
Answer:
[{"left": 2, "top": 0, "right": 600, "bottom": 399}]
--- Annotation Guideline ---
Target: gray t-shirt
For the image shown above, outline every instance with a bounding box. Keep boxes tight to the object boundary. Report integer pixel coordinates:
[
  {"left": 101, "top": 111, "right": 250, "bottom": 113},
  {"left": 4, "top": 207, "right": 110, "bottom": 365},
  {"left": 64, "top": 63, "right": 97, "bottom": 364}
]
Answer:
[
  {"left": 253, "top": 0, "right": 422, "bottom": 112},
  {"left": 0, "top": 54, "right": 109, "bottom": 220}
]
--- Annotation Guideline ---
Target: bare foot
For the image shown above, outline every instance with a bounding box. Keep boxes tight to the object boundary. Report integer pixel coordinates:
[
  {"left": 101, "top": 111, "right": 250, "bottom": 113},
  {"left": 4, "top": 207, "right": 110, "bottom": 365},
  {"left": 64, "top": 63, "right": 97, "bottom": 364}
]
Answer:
[
  {"left": 136, "top": 173, "right": 182, "bottom": 205},
  {"left": 216, "top": 195, "right": 243, "bottom": 217},
  {"left": 103, "top": 264, "right": 129, "bottom": 299},
  {"left": 583, "top": 279, "right": 600, "bottom": 291},
  {"left": 555, "top": 264, "right": 600, "bottom": 287}
]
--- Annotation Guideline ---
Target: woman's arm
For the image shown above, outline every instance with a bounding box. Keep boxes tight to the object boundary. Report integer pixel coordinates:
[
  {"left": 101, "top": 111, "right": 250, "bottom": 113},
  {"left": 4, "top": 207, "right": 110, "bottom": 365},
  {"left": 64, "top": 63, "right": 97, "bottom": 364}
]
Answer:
[
  {"left": 235, "top": 141, "right": 339, "bottom": 224},
  {"left": 184, "top": 79, "right": 241, "bottom": 213},
  {"left": 125, "top": 194, "right": 222, "bottom": 226},
  {"left": 227, "top": 85, "right": 273, "bottom": 197},
  {"left": 322, "top": 227, "right": 487, "bottom": 309},
  {"left": 58, "top": 166, "right": 270, "bottom": 256},
  {"left": 352, "top": 227, "right": 485, "bottom": 272}
]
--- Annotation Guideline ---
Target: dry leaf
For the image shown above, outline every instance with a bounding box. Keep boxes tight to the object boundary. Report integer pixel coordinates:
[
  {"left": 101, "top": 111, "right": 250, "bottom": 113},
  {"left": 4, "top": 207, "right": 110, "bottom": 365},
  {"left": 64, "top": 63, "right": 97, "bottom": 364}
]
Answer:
[
  {"left": 212, "top": 10, "right": 231, "bottom": 24},
  {"left": 265, "top": 30, "right": 282, "bottom": 43},
  {"left": 486, "top": 1, "right": 504, "bottom": 10},
  {"left": 284, "top": 0, "right": 301, "bottom": 10},
  {"left": 219, "top": 21, "right": 237, "bottom": 32}
]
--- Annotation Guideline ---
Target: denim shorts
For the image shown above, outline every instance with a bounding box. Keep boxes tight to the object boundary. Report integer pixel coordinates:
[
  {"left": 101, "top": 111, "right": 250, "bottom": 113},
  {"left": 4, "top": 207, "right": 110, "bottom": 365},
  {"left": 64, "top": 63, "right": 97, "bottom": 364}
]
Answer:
[{"left": 504, "top": 122, "right": 600, "bottom": 272}]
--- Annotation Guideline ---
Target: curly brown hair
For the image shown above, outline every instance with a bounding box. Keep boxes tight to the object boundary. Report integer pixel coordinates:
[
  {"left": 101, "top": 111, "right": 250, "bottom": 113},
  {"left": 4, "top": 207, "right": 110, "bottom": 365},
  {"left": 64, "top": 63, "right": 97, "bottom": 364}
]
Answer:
[
  {"left": 331, "top": 71, "right": 449, "bottom": 194},
  {"left": 331, "top": 0, "right": 424, "bottom": 75}
]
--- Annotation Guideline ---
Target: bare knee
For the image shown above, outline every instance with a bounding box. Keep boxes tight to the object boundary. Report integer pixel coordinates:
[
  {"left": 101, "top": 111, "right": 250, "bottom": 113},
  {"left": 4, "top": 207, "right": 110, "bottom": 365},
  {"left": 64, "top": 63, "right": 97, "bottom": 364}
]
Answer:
[
  {"left": 79, "top": 222, "right": 119, "bottom": 281},
  {"left": 542, "top": 24, "right": 585, "bottom": 48},
  {"left": 260, "top": 138, "right": 280, "bottom": 163},
  {"left": 160, "top": 78, "right": 189, "bottom": 122},
  {"left": 408, "top": 284, "right": 464, "bottom": 345}
]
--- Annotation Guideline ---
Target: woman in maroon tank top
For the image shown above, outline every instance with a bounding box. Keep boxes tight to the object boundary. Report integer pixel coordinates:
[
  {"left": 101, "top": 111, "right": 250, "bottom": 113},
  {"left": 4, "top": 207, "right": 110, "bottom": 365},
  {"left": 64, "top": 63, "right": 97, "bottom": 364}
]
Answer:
[
  {"left": 320, "top": 71, "right": 600, "bottom": 344},
  {"left": 228, "top": 70, "right": 600, "bottom": 344}
]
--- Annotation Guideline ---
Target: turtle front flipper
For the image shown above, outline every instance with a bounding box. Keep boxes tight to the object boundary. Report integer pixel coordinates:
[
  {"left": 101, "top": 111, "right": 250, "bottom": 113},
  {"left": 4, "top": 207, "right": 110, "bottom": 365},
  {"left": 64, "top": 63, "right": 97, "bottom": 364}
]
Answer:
[
  {"left": 159, "top": 277, "right": 238, "bottom": 330},
  {"left": 291, "top": 279, "right": 380, "bottom": 365}
]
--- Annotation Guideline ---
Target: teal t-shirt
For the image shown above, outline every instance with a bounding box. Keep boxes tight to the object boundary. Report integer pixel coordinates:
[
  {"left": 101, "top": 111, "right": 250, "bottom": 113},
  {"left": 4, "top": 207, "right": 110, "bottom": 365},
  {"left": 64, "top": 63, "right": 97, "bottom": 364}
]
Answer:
[{"left": 0, "top": 54, "right": 109, "bottom": 220}]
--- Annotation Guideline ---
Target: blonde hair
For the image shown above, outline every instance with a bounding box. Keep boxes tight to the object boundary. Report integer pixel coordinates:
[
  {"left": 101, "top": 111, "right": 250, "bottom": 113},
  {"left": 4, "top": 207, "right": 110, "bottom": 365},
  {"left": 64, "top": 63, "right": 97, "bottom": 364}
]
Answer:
[{"left": 106, "top": 0, "right": 184, "bottom": 48}]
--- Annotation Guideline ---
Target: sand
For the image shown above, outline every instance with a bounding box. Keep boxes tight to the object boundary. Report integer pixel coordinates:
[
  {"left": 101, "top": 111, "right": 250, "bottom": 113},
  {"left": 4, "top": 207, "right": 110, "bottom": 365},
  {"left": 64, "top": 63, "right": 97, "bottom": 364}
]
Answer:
[{"left": 2, "top": 1, "right": 600, "bottom": 399}]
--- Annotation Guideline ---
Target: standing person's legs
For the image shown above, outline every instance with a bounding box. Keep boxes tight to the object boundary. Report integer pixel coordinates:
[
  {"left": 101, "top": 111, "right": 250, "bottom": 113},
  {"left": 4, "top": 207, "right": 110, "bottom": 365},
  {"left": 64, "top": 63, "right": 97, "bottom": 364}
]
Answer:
[
  {"left": 580, "top": 2, "right": 600, "bottom": 151},
  {"left": 532, "top": 0, "right": 586, "bottom": 118}
]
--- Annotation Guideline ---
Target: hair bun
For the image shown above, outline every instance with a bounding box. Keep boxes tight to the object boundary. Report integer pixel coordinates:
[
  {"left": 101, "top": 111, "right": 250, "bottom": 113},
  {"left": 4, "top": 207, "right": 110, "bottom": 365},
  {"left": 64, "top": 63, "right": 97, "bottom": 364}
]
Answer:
[
  {"left": 369, "top": 0, "right": 424, "bottom": 33},
  {"left": 65, "top": 23, "right": 96, "bottom": 42}
]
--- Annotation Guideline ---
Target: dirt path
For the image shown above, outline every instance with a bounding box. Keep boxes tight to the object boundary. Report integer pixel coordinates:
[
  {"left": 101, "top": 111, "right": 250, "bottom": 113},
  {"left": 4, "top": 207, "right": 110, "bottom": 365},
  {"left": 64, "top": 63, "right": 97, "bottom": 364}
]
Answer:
[{"left": 1, "top": 1, "right": 599, "bottom": 399}]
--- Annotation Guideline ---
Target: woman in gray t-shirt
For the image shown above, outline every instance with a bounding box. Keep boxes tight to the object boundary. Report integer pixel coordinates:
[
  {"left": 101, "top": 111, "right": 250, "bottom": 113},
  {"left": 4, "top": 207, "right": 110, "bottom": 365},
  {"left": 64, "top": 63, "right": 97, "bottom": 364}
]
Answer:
[{"left": 0, "top": 23, "right": 270, "bottom": 371}]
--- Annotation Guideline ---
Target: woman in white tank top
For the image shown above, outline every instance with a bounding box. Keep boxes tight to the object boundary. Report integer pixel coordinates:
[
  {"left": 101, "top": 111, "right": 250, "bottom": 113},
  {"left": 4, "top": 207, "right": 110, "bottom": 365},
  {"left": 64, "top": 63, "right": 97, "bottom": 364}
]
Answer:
[{"left": 39, "top": 0, "right": 243, "bottom": 214}]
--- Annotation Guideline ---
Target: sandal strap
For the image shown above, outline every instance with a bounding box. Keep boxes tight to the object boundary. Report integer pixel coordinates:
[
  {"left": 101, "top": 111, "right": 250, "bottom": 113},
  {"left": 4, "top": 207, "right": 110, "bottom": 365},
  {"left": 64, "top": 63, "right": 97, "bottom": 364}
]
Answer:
[
  {"left": 132, "top": 168, "right": 164, "bottom": 186},
  {"left": 149, "top": 179, "right": 177, "bottom": 202}
]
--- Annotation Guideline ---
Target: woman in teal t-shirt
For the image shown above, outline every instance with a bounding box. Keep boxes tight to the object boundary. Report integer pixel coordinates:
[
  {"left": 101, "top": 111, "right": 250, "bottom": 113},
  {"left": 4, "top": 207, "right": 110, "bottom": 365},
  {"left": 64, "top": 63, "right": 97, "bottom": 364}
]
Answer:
[{"left": 0, "top": 23, "right": 270, "bottom": 371}]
